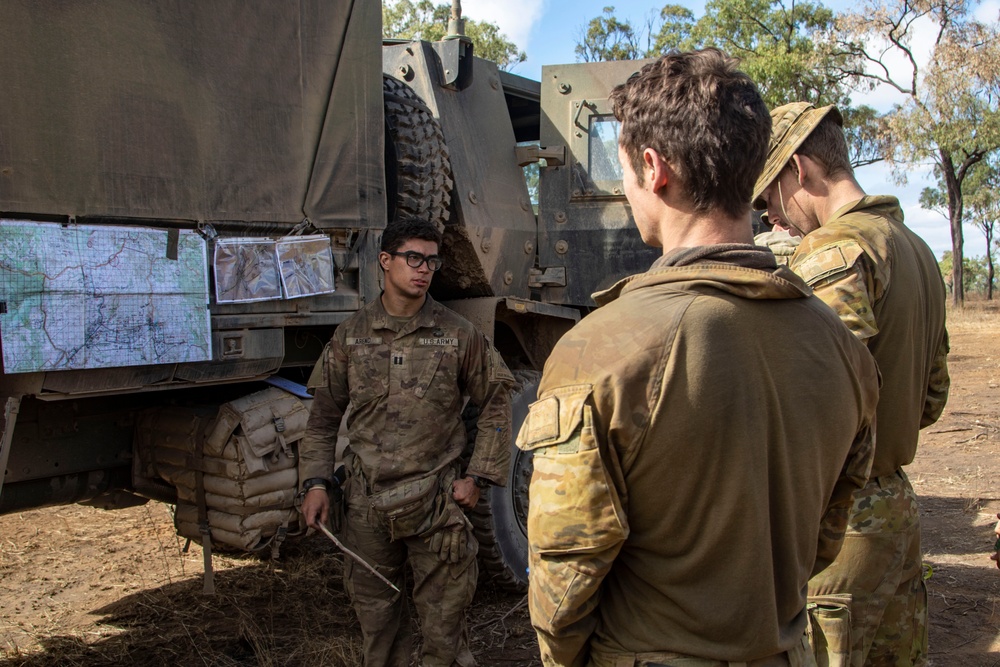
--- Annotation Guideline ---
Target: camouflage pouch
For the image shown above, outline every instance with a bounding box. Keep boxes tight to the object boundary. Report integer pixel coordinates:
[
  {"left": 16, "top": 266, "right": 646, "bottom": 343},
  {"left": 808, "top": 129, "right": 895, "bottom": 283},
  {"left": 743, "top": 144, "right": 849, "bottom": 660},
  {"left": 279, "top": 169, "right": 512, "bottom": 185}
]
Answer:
[
  {"left": 367, "top": 472, "right": 439, "bottom": 541},
  {"left": 807, "top": 593, "right": 852, "bottom": 667}
]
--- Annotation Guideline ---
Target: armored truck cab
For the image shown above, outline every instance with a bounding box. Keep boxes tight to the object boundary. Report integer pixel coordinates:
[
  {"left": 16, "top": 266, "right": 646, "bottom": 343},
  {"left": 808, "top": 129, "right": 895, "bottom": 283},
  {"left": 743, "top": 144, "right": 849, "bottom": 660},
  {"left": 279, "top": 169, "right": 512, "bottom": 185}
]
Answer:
[{"left": 0, "top": 1, "right": 652, "bottom": 588}]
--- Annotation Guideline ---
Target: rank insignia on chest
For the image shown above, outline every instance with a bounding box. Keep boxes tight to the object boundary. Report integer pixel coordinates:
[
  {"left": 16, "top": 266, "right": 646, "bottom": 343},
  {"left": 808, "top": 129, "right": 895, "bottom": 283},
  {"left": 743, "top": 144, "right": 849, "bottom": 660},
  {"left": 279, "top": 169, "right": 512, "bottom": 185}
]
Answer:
[
  {"left": 418, "top": 337, "right": 458, "bottom": 346},
  {"left": 393, "top": 354, "right": 404, "bottom": 365}
]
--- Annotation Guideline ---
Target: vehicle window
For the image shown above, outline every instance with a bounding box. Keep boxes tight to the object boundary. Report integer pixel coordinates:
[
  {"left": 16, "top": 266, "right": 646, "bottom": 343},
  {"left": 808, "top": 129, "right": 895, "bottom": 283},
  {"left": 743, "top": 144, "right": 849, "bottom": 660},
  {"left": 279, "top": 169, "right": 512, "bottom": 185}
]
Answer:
[{"left": 588, "top": 116, "right": 623, "bottom": 182}]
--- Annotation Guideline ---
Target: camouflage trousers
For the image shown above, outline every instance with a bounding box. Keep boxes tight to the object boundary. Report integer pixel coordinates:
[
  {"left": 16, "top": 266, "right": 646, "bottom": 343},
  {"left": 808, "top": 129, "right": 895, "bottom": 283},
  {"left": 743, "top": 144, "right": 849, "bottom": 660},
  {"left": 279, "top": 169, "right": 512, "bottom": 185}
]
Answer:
[
  {"left": 808, "top": 469, "right": 927, "bottom": 667},
  {"left": 343, "top": 481, "right": 479, "bottom": 667},
  {"left": 589, "top": 633, "right": 815, "bottom": 667}
]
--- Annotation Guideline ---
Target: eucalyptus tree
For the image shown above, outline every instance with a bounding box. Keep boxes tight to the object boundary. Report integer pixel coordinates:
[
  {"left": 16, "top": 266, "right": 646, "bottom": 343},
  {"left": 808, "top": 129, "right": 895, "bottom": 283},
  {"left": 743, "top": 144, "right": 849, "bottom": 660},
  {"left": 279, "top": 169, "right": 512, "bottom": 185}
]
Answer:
[
  {"left": 832, "top": 0, "right": 1000, "bottom": 305},
  {"left": 383, "top": 0, "right": 526, "bottom": 70},
  {"left": 576, "top": 1, "right": 885, "bottom": 167}
]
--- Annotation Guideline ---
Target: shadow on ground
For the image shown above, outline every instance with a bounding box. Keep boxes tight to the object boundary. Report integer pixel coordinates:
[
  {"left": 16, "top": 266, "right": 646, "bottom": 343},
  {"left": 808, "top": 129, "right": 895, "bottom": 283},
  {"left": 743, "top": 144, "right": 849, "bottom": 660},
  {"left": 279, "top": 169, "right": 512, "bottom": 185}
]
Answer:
[
  {"left": 0, "top": 538, "right": 362, "bottom": 667},
  {"left": 920, "top": 495, "right": 1000, "bottom": 665},
  {"left": 0, "top": 535, "right": 536, "bottom": 667}
]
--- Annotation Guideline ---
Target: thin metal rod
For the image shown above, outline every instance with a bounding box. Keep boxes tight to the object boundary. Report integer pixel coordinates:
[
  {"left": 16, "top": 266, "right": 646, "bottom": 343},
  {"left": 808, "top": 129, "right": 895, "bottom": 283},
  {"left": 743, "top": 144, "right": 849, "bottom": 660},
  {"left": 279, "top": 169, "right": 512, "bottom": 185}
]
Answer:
[{"left": 317, "top": 522, "right": 400, "bottom": 593}]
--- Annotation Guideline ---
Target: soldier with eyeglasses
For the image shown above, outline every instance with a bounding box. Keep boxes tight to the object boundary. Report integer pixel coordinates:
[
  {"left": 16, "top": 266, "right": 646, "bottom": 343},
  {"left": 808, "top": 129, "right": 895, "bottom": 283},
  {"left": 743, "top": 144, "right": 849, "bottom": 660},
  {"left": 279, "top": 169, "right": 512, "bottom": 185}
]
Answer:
[{"left": 298, "top": 217, "right": 514, "bottom": 667}]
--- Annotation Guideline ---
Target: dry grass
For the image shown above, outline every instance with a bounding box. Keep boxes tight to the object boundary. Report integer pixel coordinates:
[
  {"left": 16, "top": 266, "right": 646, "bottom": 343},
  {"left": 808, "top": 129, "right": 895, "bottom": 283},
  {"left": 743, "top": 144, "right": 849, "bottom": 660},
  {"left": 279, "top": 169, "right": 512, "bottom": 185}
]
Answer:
[
  {"left": 1, "top": 533, "right": 366, "bottom": 667},
  {"left": 0, "top": 503, "right": 537, "bottom": 667},
  {"left": 946, "top": 296, "right": 1000, "bottom": 332}
]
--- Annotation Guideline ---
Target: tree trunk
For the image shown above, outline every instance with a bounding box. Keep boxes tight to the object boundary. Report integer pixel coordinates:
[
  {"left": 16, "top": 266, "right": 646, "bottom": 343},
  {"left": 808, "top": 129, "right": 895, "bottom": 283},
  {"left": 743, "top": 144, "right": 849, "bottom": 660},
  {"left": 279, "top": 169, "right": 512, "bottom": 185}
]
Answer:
[
  {"left": 988, "top": 256, "right": 995, "bottom": 300},
  {"left": 942, "top": 149, "right": 965, "bottom": 307},
  {"left": 988, "top": 226, "right": 995, "bottom": 300}
]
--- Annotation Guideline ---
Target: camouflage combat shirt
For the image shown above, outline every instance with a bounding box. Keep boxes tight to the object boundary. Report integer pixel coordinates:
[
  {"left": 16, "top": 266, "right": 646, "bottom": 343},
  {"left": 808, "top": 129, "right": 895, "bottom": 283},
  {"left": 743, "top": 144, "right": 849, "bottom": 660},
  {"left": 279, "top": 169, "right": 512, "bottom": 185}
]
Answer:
[
  {"left": 299, "top": 294, "right": 514, "bottom": 491},
  {"left": 517, "top": 245, "right": 879, "bottom": 666},
  {"left": 754, "top": 229, "right": 800, "bottom": 266},
  {"left": 790, "top": 196, "right": 950, "bottom": 477}
]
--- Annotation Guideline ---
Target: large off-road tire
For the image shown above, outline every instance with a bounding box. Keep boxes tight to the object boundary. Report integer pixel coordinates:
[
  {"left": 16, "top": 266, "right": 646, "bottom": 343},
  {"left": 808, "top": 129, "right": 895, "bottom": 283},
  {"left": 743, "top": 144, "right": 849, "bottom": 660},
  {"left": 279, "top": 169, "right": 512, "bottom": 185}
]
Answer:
[
  {"left": 469, "top": 371, "right": 540, "bottom": 592},
  {"left": 383, "top": 75, "right": 453, "bottom": 227}
]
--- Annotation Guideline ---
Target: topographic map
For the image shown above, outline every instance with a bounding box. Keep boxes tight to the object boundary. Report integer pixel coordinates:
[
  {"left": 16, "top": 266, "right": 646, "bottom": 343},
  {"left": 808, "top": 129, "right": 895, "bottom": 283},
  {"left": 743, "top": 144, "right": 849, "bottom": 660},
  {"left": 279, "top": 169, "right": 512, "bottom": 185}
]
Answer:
[{"left": 0, "top": 220, "right": 211, "bottom": 373}]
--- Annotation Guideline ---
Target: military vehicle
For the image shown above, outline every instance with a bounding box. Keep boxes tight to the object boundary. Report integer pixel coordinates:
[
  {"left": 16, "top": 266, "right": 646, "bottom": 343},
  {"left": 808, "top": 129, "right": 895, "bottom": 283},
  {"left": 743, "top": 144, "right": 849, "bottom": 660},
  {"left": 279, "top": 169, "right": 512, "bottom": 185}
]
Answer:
[{"left": 0, "top": 1, "right": 654, "bottom": 590}]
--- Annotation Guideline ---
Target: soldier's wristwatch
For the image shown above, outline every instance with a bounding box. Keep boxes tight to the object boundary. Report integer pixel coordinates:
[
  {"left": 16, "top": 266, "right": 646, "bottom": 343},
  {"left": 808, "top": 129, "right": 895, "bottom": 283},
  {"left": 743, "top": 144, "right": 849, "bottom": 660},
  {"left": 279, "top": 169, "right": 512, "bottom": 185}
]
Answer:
[
  {"left": 302, "top": 477, "right": 330, "bottom": 493},
  {"left": 471, "top": 475, "right": 490, "bottom": 489}
]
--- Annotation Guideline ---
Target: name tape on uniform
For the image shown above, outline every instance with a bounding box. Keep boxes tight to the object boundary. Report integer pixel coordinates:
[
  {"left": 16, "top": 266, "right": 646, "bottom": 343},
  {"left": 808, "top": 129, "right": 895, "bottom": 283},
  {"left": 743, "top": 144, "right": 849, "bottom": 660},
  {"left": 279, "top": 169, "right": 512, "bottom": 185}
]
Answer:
[{"left": 346, "top": 337, "right": 379, "bottom": 346}]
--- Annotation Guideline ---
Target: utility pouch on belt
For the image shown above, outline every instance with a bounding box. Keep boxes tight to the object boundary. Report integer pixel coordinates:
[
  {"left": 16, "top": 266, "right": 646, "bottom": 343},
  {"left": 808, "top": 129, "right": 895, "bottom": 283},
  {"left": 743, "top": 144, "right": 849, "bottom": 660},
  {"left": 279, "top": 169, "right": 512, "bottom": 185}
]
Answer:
[
  {"left": 806, "top": 593, "right": 853, "bottom": 667},
  {"left": 367, "top": 472, "right": 439, "bottom": 541}
]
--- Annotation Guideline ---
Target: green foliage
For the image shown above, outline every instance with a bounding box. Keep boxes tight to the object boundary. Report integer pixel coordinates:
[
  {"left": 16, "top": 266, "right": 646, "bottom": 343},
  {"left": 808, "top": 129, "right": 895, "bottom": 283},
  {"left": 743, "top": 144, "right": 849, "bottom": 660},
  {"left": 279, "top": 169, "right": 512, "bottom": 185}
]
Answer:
[
  {"left": 839, "top": 105, "right": 888, "bottom": 170},
  {"left": 963, "top": 156, "right": 1000, "bottom": 298},
  {"left": 574, "top": 1, "right": 885, "bottom": 168},
  {"left": 919, "top": 185, "right": 947, "bottom": 218},
  {"left": 383, "top": 0, "right": 438, "bottom": 39},
  {"left": 961, "top": 157, "right": 1000, "bottom": 237},
  {"left": 939, "top": 251, "right": 996, "bottom": 296},
  {"left": 382, "top": 0, "right": 526, "bottom": 70},
  {"left": 523, "top": 161, "right": 540, "bottom": 207},
  {"left": 922, "top": 156, "right": 1000, "bottom": 299},
  {"left": 575, "top": 6, "right": 642, "bottom": 62},
  {"left": 464, "top": 21, "right": 527, "bottom": 70},
  {"left": 576, "top": 1, "right": 849, "bottom": 104},
  {"left": 833, "top": 0, "right": 1000, "bottom": 305},
  {"left": 650, "top": 5, "right": 696, "bottom": 54},
  {"left": 938, "top": 250, "right": 951, "bottom": 279},
  {"left": 686, "top": 0, "right": 848, "bottom": 108}
]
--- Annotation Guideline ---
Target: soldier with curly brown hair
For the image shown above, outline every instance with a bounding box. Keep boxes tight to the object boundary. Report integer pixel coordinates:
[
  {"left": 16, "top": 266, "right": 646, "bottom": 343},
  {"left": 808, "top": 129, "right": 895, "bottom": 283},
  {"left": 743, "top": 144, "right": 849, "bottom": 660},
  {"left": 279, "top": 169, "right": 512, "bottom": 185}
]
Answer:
[{"left": 519, "top": 50, "right": 880, "bottom": 667}]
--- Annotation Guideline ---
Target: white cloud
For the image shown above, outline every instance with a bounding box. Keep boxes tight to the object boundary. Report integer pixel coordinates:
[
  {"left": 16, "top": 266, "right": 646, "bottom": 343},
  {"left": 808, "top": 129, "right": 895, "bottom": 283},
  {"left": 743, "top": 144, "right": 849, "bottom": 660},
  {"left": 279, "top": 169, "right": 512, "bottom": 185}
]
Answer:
[{"left": 462, "top": 0, "right": 546, "bottom": 50}]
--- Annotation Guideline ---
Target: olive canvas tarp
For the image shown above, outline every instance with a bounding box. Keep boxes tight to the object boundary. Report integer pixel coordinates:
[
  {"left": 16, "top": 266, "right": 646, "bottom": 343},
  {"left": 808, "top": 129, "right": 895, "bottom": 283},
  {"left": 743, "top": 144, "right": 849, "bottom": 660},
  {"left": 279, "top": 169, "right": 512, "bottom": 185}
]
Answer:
[{"left": 0, "top": 0, "right": 385, "bottom": 230}]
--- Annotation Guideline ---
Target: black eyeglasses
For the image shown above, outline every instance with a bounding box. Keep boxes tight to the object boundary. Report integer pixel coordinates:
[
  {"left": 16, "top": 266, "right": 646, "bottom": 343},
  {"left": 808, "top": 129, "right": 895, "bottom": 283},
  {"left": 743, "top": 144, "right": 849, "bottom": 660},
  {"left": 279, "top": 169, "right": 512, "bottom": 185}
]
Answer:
[{"left": 389, "top": 251, "right": 444, "bottom": 271}]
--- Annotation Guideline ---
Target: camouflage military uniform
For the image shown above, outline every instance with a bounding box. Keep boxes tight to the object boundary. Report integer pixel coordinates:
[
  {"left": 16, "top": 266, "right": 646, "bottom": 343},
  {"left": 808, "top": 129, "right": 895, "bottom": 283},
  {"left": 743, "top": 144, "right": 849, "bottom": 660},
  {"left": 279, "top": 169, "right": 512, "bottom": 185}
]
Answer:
[
  {"left": 788, "top": 197, "right": 950, "bottom": 667},
  {"left": 517, "top": 245, "right": 879, "bottom": 667},
  {"left": 300, "top": 294, "right": 514, "bottom": 667},
  {"left": 755, "top": 229, "right": 800, "bottom": 266}
]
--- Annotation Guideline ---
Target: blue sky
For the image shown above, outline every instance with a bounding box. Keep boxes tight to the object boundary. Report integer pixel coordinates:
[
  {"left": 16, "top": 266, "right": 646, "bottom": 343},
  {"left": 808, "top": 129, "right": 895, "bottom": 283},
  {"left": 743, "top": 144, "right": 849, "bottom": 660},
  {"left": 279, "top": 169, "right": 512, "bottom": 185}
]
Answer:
[{"left": 461, "top": 0, "right": 1000, "bottom": 260}]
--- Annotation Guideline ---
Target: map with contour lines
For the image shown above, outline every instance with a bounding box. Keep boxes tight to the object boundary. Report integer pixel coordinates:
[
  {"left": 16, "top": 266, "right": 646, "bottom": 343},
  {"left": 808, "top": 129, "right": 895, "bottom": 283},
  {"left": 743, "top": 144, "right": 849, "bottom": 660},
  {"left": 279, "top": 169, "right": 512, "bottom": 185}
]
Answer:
[{"left": 0, "top": 220, "right": 211, "bottom": 373}]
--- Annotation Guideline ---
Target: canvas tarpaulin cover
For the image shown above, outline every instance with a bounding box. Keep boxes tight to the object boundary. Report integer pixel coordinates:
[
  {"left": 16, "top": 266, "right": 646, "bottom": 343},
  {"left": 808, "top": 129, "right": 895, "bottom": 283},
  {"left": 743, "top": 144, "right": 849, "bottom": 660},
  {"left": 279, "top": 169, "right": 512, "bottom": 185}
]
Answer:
[{"left": 0, "top": 0, "right": 385, "bottom": 230}]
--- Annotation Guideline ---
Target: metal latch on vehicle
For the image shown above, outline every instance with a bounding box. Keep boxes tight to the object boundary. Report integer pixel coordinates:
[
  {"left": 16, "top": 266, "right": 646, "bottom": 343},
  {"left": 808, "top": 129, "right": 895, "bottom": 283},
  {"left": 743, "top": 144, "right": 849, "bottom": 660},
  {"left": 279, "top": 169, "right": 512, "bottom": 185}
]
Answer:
[
  {"left": 529, "top": 267, "right": 567, "bottom": 288},
  {"left": 516, "top": 145, "right": 566, "bottom": 167}
]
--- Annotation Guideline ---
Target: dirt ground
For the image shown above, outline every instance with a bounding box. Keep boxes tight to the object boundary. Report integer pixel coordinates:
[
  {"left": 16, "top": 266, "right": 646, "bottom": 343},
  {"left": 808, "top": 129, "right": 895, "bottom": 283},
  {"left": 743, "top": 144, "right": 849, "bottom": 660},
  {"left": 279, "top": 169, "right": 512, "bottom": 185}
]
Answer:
[{"left": 0, "top": 302, "right": 998, "bottom": 666}]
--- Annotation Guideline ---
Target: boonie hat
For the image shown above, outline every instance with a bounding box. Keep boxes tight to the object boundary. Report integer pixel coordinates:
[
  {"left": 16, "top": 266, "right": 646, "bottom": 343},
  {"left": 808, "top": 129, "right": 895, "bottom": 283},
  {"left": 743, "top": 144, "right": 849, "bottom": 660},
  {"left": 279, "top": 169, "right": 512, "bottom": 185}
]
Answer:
[{"left": 751, "top": 102, "right": 843, "bottom": 210}]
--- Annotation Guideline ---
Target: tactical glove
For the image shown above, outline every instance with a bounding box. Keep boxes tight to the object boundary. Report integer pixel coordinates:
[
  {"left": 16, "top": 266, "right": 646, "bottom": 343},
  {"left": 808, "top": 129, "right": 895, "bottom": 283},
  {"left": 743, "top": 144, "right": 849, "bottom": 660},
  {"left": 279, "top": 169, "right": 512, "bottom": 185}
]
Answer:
[{"left": 429, "top": 528, "right": 466, "bottom": 563}]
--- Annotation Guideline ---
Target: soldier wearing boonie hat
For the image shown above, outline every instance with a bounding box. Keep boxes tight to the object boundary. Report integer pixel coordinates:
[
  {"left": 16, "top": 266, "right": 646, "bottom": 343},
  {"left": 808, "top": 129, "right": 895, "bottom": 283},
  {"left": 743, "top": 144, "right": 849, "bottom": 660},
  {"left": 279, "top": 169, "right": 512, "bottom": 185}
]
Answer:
[
  {"left": 754, "top": 102, "right": 951, "bottom": 667},
  {"left": 752, "top": 103, "right": 842, "bottom": 208}
]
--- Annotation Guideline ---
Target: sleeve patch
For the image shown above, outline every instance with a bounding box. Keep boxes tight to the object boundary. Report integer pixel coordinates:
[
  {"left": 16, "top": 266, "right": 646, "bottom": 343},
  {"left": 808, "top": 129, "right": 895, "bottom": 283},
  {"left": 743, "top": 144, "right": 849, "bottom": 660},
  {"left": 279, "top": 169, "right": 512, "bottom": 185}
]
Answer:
[
  {"left": 488, "top": 344, "right": 515, "bottom": 385},
  {"left": 516, "top": 385, "right": 592, "bottom": 451},
  {"left": 794, "top": 242, "right": 865, "bottom": 285},
  {"left": 305, "top": 344, "right": 329, "bottom": 389}
]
